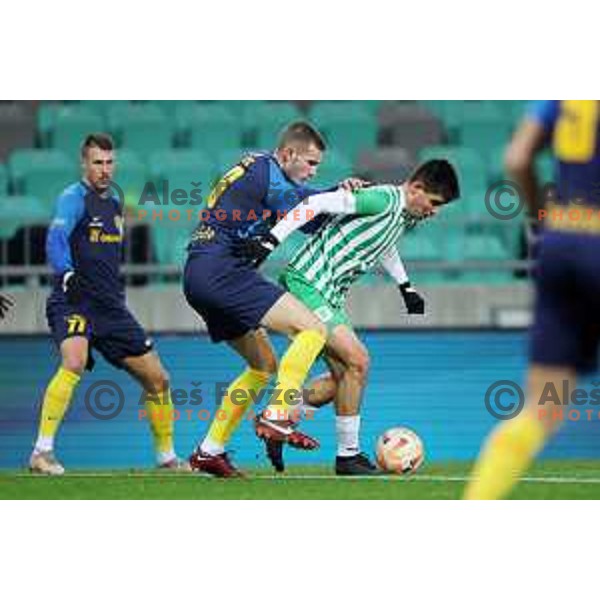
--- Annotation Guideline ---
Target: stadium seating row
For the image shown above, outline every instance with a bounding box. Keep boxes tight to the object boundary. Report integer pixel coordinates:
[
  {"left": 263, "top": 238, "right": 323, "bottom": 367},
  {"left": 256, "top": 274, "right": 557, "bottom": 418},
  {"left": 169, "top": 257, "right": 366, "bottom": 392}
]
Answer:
[
  {"left": 35, "top": 101, "right": 380, "bottom": 161},
  {"left": 0, "top": 100, "right": 536, "bottom": 282},
  {"left": 1, "top": 138, "right": 552, "bottom": 203}
]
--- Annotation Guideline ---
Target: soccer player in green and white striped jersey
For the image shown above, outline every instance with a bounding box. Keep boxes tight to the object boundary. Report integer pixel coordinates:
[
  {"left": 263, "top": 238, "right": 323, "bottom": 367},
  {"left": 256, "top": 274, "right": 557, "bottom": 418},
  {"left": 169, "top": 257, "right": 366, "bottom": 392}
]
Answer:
[{"left": 238, "top": 160, "right": 460, "bottom": 474}]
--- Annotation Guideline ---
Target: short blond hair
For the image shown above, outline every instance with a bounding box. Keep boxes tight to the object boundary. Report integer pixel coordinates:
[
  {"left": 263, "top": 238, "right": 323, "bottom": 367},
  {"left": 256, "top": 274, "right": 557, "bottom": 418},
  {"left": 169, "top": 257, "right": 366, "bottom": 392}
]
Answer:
[{"left": 276, "top": 121, "right": 326, "bottom": 151}]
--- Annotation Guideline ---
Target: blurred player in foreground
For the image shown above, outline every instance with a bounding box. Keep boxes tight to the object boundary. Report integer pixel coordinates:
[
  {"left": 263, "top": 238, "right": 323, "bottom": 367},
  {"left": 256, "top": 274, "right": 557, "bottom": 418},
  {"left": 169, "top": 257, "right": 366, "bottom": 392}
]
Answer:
[
  {"left": 30, "top": 133, "right": 188, "bottom": 475},
  {"left": 185, "top": 121, "right": 365, "bottom": 476},
  {"left": 465, "top": 100, "right": 600, "bottom": 499},
  {"left": 237, "top": 160, "right": 459, "bottom": 474}
]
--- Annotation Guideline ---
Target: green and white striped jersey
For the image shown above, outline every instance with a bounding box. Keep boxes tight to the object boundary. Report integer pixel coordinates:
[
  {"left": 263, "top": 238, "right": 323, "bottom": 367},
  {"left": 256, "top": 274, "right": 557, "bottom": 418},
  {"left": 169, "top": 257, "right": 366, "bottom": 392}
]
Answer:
[{"left": 284, "top": 185, "right": 412, "bottom": 308}]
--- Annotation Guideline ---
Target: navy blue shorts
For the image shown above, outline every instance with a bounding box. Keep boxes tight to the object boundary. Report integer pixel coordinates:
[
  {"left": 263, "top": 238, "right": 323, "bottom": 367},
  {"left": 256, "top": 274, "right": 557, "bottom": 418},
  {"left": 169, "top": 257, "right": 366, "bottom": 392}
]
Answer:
[
  {"left": 183, "top": 248, "right": 285, "bottom": 343},
  {"left": 46, "top": 293, "right": 153, "bottom": 370},
  {"left": 530, "top": 231, "right": 600, "bottom": 373}
]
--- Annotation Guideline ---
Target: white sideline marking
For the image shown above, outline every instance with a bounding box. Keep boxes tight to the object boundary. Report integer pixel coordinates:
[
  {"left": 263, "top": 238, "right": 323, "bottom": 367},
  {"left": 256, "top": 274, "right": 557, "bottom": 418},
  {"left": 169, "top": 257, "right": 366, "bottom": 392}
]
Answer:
[
  {"left": 8, "top": 472, "right": 600, "bottom": 484},
  {"left": 262, "top": 474, "right": 600, "bottom": 484}
]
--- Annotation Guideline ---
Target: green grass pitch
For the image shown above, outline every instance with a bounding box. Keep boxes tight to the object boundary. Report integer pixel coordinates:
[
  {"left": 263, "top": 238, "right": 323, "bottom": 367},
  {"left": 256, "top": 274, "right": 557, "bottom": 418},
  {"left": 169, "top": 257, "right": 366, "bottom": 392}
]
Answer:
[{"left": 3, "top": 460, "right": 600, "bottom": 499}]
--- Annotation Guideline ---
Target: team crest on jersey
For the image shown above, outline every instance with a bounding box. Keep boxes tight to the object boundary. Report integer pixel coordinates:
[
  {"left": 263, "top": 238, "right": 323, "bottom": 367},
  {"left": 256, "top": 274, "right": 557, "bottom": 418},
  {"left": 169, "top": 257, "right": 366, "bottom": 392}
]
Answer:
[
  {"left": 190, "top": 224, "right": 216, "bottom": 244},
  {"left": 88, "top": 217, "right": 104, "bottom": 228}
]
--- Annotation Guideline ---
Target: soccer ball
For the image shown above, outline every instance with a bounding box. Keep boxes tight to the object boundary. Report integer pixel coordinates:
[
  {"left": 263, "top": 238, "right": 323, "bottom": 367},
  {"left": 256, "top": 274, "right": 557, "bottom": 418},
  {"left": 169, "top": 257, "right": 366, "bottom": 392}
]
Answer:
[{"left": 376, "top": 427, "right": 424, "bottom": 474}]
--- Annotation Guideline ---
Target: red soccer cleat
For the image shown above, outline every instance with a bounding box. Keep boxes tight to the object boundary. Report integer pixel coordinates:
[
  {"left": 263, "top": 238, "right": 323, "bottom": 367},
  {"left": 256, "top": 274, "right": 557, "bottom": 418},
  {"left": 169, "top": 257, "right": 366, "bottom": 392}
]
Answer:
[
  {"left": 254, "top": 415, "right": 320, "bottom": 450},
  {"left": 189, "top": 449, "right": 244, "bottom": 478}
]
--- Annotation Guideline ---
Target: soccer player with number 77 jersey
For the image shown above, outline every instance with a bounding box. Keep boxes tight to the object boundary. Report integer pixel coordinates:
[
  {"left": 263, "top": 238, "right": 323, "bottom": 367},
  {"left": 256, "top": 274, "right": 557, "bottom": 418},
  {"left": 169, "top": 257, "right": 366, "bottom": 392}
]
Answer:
[{"left": 30, "top": 134, "right": 189, "bottom": 475}]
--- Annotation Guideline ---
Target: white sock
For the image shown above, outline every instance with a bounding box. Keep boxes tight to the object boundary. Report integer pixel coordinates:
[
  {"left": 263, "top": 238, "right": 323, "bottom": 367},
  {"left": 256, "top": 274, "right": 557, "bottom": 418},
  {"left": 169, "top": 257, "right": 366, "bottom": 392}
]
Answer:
[
  {"left": 200, "top": 438, "right": 224, "bottom": 456},
  {"left": 336, "top": 415, "right": 360, "bottom": 457},
  {"left": 156, "top": 450, "right": 177, "bottom": 465},
  {"left": 34, "top": 436, "right": 54, "bottom": 453}
]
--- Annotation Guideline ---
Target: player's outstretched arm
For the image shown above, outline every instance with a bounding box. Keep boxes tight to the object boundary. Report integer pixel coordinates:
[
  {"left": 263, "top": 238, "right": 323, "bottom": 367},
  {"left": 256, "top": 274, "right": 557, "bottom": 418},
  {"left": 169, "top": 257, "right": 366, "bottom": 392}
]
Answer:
[
  {"left": 235, "top": 187, "right": 395, "bottom": 267},
  {"left": 272, "top": 186, "right": 395, "bottom": 243},
  {"left": 380, "top": 245, "right": 425, "bottom": 315}
]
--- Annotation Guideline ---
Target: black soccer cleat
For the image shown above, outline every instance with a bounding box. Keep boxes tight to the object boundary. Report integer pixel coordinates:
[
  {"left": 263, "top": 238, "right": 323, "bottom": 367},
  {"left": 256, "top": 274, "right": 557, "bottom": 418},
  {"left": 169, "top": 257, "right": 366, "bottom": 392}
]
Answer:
[
  {"left": 265, "top": 439, "right": 285, "bottom": 473},
  {"left": 335, "top": 452, "right": 380, "bottom": 476}
]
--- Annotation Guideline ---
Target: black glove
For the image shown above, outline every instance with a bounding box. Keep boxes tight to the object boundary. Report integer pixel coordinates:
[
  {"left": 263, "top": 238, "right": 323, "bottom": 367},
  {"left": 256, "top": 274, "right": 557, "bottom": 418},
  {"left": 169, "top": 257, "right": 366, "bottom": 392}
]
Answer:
[
  {"left": 0, "top": 294, "right": 13, "bottom": 319},
  {"left": 62, "top": 271, "right": 84, "bottom": 304},
  {"left": 233, "top": 232, "right": 279, "bottom": 268},
  {"left": 398, "top": 282, "right": 425, "bottom": 315}
]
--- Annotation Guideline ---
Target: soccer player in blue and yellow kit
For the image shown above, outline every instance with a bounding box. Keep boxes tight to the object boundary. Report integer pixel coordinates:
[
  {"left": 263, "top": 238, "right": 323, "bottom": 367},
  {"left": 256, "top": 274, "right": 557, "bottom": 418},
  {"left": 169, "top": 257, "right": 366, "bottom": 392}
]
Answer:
[
  {"left": 30, "top": 133, "right": 188, "bottom": 475},
  {"left": 464, "top": 101, "right": 600, "bottom": 499},
  {"left": 185, "top": 121, "right": 364, "bottom": 476}
]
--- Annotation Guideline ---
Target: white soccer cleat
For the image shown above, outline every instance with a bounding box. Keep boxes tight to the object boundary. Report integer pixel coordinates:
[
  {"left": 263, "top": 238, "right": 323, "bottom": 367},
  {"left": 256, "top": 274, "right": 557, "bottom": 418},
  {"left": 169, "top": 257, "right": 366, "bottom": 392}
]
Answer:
[{"left": 29, "top": 451, "right": 65, "bottom": 476}]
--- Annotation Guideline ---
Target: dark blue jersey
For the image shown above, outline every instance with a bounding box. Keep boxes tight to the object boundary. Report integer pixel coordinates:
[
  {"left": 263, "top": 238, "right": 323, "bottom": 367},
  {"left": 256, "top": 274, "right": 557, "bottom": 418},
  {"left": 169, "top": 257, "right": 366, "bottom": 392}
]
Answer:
[
  {"left": 188, "top": 152, "right": 329, "bottom": 251},
  {"left": 46, "top": 181, "right": 125, "bottom": 308},
  {"left": 527, "top": 102, "right": 600, "bottom": 372},
  {"left": 529, "top": 100, "right": 600, "bottom": 206}
]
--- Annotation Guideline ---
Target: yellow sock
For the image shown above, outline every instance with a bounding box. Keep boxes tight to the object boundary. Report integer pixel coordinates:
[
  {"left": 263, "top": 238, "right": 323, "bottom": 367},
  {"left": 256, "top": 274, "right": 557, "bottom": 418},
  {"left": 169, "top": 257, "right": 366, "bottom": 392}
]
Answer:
[
  {"left": 265, "top": 329, "right": 326, "bottom": 420},
  {"left": 35, "top": 367, "right": 81, "bottom": 452},
  {"left": 145, "top": 389, "right": 175, "bottom": 461},
  {"left": 202, "top": 368, "right": 272, "bottom": 453},
  {"left": 464, "top": 411, "right": 547, "bottom": 500}
]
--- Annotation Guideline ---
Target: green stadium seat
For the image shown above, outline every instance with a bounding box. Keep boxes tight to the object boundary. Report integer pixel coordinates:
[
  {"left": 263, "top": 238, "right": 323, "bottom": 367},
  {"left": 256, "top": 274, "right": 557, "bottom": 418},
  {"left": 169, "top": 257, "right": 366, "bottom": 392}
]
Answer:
[
  {"left": 177, "top": 104, "right": 242, "bottom": 153},
  {"left": 479, "top": 100, "right": 526, "bottom": 126},
  {"left": 150, "top": 222, "right": 195, "bottom": 267},
  {"left": 309, "top": 101, "right": 378, "bottom": 161},
  {"left": 459, "top": 185, "right": 523, "bottom": 258},
  {"left": 0, "top": 195, "right": 51, "bottom": 239},
  {"left": 108, "top": 103, "right": 173, "bottom": 153},
  {"left": 37, "top": 103, "right": 69, "bottom": 146},
  {"left": 418, "top": 145, "right": 487, "bottom": 201},
  {"left": 149, "top": 149, "right": 217, "bottom": 205},
  {"left": 359, "top": 100, "right": 382, "bottom": 116},
  {"left": 8, "top": 149, "right": 77, "bottom": 203},
  {"left": 216, "top": 148, "right": 260, "bottom": 173},
  {"left": 205, "top": 100, "right": 262, "bottom": 119},
  {"left": 40, "top": 105, "right": 104, "bottom": 156},
  {"left": 79, "top": 100, "right": 134, "bottom": 120},
  {"left": 457, "top": 103, "right": 513, "bottom": 161},
  {"left": 146, "top": 100, "right": 196, "bottom": 119},
  {"left": 419, "top": 100, "right": 466, "bottom": 139},
  {"left": 378, "top": 102, "right": 444, "bottom": 150},
  {"left": 507, "top": 100, "right": 529, "bottom": 123},
  {"left": 0, "top": 164, "right": 8, "bottom": 195},
  {"left": 399, "top": 233, "right": 442, "bottom": 261},
  {"left": 355, "top": 147, "right": 414, "bottom": 183},
  {"left": 242, "top": 101, "right": 303, "bottom": 148},
  {"left": 112, "top": 149, "right": 148, "bottom": 211},
  {"left": 310, "top": 150, "right": 352, "bottom": 188},
  {"left": 403, "top": 213, "right": 455, "bottom": 283},
  {"left": 148, "top": 150, "right": 218, "bottom": 265},
  {"left": 451, "top": 230, "right": 514, "bottom": 283}
]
